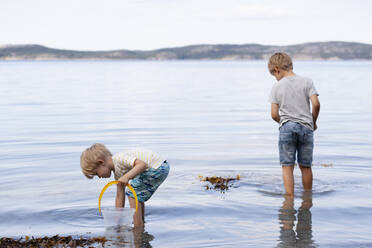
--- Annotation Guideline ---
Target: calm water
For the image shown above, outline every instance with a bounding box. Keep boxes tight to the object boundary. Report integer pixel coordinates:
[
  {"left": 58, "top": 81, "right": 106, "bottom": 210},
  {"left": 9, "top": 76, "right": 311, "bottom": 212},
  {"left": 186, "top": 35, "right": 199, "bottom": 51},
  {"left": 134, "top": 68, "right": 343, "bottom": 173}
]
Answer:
[{"left": 0, "top": 61, "right": 371, "bottom": 247}]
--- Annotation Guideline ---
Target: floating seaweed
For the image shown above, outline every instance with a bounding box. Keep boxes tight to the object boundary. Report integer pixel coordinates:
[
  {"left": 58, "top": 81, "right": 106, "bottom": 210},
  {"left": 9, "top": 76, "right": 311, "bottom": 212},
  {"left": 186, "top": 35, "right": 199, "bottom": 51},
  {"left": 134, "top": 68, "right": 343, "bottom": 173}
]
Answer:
[
  {"left": 0, "top": 235, "right": 107, "bottom": 248},
  {"left": 320, "top": 163, "right": 334, "bottom": 167},
  {"left": 199, "top": 175, "right": 240, "bottom": 193}
]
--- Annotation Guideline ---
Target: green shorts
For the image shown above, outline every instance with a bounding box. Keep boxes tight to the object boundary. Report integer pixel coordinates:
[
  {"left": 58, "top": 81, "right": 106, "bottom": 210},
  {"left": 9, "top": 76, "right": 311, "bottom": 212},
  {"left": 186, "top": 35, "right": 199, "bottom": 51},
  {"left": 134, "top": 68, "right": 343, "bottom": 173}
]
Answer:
[{"left": 125, "top": 161, "right": 170, "bottom": 202}]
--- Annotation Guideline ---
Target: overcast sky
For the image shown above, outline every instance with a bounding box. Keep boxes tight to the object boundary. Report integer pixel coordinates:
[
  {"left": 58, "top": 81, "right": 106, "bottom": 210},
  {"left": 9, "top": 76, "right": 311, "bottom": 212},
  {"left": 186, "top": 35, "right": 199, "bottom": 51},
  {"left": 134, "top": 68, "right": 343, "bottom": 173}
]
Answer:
[{"left": 1, "top": 0, "right": 371, "bottom": 51}]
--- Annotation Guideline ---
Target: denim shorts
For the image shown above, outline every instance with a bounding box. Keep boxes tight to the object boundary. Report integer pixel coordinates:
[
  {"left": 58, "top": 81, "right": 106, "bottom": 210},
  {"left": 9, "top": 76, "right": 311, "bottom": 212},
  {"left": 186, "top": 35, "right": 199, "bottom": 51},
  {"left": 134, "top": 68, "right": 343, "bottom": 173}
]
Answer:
[
  {"left": 125, "top": 161, "right": 170, "bottom": 202},
  {"left": 279, "top": 122, "right": 314, "bottom": 167}
]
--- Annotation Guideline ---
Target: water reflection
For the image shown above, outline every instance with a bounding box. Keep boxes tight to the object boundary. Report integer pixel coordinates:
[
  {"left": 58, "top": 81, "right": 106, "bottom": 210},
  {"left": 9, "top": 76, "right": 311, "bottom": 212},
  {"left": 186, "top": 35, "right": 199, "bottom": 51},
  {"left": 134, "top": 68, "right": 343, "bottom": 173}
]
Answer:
[
  {"left": 104, "top": 226, "right": 153, "bottom": 248},
  {"left": 277, "top": 192, "right": 315, "bottom": 248}
]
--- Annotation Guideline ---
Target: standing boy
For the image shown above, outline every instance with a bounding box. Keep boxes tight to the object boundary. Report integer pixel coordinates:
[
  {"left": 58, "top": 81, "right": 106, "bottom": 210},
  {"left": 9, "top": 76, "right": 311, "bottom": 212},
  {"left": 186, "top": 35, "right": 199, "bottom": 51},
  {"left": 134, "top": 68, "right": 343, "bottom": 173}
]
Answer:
[
  {"left": 80, "top": 143, "right": 170, "bottom": 226},
  {"left": 268, "top": 53, "right": 320, "bottom": 196}
]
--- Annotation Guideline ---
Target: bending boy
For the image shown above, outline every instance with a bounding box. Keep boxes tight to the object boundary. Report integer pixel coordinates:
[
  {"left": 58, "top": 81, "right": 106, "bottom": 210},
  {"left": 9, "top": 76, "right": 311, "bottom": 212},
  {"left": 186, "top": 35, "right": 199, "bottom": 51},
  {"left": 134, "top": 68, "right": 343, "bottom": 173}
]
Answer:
[
  {"left": 80, "top": 144, "right": 170, "bottom": 226},
  {"left": 268, "top": 53, "right": 320, "bottom": 196}
]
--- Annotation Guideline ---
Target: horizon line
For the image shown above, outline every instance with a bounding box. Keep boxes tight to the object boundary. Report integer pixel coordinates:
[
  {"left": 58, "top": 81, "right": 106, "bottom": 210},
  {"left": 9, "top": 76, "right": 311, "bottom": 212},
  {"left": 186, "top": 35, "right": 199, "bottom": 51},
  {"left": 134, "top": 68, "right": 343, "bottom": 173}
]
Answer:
[{"left": 1, "top": 40, "right": 371, "bottom": 52}]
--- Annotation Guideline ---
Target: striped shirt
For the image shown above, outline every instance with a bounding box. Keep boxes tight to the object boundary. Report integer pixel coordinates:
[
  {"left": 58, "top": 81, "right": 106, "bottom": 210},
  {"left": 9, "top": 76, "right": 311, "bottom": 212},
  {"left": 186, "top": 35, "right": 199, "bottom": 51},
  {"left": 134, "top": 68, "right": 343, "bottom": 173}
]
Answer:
[{"left": 113, "top": 148, "right": 164, "bottom": 180}]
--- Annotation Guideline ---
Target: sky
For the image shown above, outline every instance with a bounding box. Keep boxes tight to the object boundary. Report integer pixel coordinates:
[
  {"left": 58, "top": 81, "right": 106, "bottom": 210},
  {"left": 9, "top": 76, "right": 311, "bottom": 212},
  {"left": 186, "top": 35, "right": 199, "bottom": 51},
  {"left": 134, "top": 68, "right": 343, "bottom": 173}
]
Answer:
[{"left": 1, "top": 0, "right": 371, "bottom": 51}]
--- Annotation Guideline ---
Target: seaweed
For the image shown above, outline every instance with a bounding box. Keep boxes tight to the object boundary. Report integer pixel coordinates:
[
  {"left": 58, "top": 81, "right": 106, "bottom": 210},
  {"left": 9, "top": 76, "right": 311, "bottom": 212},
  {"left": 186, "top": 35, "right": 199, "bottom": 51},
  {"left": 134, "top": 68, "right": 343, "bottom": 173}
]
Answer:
[
  {"left": 199, "top": 175, "right": 240, "bottom": 193},
  {"left": 320, "top": 163, "right": 333, "bottom": 167},
  {"left": 0, "top": 235, "right": 107, "bottom": 248}
]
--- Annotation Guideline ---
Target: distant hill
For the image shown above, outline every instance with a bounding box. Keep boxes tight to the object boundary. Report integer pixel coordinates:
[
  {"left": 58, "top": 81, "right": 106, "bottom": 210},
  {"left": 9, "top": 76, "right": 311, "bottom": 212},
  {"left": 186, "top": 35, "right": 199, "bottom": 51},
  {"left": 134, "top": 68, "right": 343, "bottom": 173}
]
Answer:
[{"left": 1, "top": 41, "right": 372, "bottom": 60}]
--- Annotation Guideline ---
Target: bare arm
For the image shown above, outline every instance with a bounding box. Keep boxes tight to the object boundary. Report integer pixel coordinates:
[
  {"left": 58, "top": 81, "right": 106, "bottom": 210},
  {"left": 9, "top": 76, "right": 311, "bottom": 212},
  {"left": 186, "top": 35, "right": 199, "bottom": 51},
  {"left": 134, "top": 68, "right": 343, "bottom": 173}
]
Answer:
[
  {"left": 117, "top": 159, "right": 147, "bottom": 186},
  {"left": 115, "top": 184, "right": 125, "bottom": 208},
  {"left": 115, "top": 159, "right": 147, "bottom": 207},
  {"left": 271, "top": 103, "right": 280, "bottom": 123},
  {"left": 310, "top": 94, "right": 320, "bottom": 130}
]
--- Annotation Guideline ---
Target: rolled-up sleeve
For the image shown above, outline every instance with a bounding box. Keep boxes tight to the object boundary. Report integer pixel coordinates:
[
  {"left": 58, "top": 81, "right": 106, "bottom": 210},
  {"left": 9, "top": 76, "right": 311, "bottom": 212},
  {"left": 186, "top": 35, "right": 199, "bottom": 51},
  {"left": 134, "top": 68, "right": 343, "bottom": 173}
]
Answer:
[{"left": 308, "top": 80, "right": 319, "bottom": 97}]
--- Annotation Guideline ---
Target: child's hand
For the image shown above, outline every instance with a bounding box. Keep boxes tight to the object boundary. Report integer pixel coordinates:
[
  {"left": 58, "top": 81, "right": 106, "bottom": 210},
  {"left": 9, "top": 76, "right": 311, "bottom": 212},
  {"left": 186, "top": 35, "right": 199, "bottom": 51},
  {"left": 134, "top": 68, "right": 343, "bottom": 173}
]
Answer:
[{"left": 118, "top": 175, "right": 130, "bottom": 186}]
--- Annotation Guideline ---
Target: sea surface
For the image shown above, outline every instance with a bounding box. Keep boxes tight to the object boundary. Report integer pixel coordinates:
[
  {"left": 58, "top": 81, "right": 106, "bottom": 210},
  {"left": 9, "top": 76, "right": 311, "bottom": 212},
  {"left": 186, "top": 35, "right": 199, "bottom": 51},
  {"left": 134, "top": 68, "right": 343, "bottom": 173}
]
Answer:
[{"left": 0, "top": 61, "right": 371, "bottom": 247}]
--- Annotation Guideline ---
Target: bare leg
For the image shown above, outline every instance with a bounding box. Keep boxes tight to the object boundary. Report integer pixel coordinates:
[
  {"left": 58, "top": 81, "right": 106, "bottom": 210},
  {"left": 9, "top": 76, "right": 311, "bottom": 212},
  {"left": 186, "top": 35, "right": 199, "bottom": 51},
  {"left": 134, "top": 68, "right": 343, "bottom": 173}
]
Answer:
[
  {"left": 128, "top": 196, "right": 144, "bottom": 227},
  {"left": 282, "top": 165, "right": 295, "bottom": 196},
  {"left": 299, "top": 165, "right": 313, "bottom": 191},
  {"left": 300, "top": 191, "right": 313, "bottom": 209}
]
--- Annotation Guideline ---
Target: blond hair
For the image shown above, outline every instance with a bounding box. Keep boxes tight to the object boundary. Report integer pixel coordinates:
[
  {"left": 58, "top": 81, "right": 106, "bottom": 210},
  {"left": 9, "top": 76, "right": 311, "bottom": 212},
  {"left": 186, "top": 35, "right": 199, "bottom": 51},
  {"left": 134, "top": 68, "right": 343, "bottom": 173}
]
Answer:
[
  {"left": 80, "top": 143, "right": 112, "bottom": 179},
  {"left": 268, "top": 52, "right": 293, "bottom": 75}
]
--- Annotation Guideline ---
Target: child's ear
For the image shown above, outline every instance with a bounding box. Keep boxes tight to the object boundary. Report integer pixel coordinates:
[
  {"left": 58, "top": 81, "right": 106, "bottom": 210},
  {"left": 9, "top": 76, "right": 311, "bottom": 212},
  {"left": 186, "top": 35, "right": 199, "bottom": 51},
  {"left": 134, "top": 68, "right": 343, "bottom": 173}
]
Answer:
[{"left": 97, "top": 159, "right": 105, "bottom": 165}]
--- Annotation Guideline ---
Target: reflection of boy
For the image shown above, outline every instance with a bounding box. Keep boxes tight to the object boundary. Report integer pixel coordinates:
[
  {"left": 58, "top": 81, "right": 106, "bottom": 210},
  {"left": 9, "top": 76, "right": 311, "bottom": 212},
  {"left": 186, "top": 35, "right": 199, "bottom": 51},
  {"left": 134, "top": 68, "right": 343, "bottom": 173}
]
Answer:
[
  {"left": 268, "top": 53, "right": 320, "bottom": 196},
  {"left": 278, "top": 193, "right": 314, "bottom": 247},
  {"left": 80, "top": 143, "right": 170, "bottom": 226}
]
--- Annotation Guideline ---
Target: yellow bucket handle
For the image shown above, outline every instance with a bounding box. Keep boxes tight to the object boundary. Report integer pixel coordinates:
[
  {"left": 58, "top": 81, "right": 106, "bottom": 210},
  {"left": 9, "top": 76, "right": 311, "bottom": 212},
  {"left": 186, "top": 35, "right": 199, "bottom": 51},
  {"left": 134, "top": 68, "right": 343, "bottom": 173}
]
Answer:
[{"left": 98, "top": 181, "right": 138, "bottom": 214}]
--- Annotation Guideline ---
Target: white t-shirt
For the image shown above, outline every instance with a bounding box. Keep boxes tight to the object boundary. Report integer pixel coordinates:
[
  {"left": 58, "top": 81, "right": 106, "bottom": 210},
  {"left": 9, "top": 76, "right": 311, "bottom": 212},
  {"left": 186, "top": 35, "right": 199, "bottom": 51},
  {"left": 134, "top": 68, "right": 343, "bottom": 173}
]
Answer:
[
  {"left": 269, "top": 74, "right": 319, "bottom": 130},
  {"left": 113, "top": 148, "right": 164, "bottom": 180}
]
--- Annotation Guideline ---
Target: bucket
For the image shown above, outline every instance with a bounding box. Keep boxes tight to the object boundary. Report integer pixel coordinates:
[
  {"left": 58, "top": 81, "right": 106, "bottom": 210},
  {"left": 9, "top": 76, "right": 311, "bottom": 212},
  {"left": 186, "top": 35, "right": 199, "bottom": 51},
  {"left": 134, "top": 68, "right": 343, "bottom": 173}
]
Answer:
[
  {"left": 101, "top": 207, "right": 135, "bottom": 227},
  {"left": 98, "top": 181, "right": 138, "bottom": 227}
]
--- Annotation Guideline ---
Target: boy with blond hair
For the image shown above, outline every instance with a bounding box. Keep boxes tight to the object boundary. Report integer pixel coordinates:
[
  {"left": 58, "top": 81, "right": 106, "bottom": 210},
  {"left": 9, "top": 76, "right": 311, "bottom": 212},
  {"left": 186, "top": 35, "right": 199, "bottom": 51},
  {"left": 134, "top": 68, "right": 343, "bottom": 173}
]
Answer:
[
  {"left": 268, "top": 53, "right": 320, "bottom": 196},
  {"left": 80, "top": 143, "right": 170, "bottom": 226}
]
